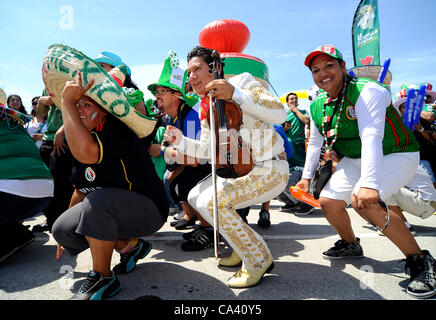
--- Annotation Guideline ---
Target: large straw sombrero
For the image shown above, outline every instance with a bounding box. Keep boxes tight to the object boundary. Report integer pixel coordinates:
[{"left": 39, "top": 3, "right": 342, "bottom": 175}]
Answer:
[
  {"left": 42, "top": 44, "right": 156, "bottom": 138},
  {"left": 0, "top": 88, "right": 6, "bottom": 107},
  {"left": 350, "top": 65, "right": 392, "bottom": 85}
]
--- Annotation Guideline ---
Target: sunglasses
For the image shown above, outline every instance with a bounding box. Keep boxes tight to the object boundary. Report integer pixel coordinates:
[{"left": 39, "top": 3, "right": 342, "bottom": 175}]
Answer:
[{"left": 155, "top": 88, "right": 173, "bottom": 96}]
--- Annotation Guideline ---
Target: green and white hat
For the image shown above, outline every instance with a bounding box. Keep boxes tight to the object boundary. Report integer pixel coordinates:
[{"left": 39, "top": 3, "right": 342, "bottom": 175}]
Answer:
[
  {"left": 148, "top": 50, "right": 198, "bottom": 107},
  {"left": 42, "top": 44, "right": 156, "bottom": 138}
]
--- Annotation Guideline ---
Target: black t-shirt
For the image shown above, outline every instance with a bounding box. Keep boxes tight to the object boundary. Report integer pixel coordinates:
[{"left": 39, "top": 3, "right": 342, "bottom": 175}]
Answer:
[{"left": 72, "top": 116, "right": 169, "bottom": 220}]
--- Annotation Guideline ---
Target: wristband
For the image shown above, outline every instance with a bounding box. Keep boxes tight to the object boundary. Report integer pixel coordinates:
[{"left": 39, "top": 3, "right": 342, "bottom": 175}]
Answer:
[{"left": 160, "top": 146, "right": 167, "bottom": 156}]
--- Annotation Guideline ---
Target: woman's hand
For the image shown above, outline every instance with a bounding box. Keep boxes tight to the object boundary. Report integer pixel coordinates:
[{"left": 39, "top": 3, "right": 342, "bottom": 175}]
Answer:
[
  {"left": 354, "top": 187, "right": 380, "bottom": 210},
  {"left": 61, "top": 70, "right": 94, "bottom": 106},
  {"left": 163, "top": 125, "right": 183, "bottom": 145},
  {"left": 31, "top": 133, "right": 43, "bottom": 141},
  {"left": 295, "top": 178, "right": 311, "bottom": 192}
]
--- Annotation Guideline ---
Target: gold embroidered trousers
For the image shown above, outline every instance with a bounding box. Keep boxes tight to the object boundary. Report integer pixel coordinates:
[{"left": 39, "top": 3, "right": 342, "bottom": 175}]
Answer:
[{"left": 188, "top": 159, "right": 289, "bottom": 270}]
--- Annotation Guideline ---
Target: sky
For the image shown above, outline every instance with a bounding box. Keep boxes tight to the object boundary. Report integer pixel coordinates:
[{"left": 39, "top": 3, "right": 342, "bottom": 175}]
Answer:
[{"left": 1, "top": 0, "right": 436, "bottom": 114}]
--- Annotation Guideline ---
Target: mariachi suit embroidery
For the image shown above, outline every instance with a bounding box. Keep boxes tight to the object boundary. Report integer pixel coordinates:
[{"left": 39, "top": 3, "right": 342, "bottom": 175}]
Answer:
[{"left": 182, "top": 73, "right": 289, "bottom": 270}]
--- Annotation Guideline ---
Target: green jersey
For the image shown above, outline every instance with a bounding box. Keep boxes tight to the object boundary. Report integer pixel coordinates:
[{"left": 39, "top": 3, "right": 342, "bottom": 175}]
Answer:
[{"left": 310, "top": 77, "right": 419, "bottom": 158}]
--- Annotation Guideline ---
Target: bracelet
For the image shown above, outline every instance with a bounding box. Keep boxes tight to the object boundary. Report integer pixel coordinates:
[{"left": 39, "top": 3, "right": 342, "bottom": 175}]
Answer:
[{"left": 160, "top": 146, "right": 167, "bottom": 156}]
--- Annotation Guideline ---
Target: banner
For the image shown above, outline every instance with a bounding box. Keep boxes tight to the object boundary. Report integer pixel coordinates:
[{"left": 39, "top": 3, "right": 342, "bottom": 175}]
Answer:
[{"left": 352, "top": 0, "right": 381, "bottom": 67}]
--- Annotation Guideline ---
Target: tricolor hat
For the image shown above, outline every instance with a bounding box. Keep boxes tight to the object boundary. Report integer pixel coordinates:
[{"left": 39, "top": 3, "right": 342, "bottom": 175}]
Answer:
[
  {"left": 94, "top": 51, "right": 131, "bottom": 76},
  {"left": 0, "top": 88, "right": 6, "bottom": 107},
  {"left": 393, "top": 88, "right": 409, "bottom": 111},
  {"left": 42, "top": 44, "right": 156, "bottom": 138},
  {"left": 304, "top": 45, "right": 344, "bottom": 68},
  {"left": 147, "top": 50, "right": 198, "bottom": 108}
]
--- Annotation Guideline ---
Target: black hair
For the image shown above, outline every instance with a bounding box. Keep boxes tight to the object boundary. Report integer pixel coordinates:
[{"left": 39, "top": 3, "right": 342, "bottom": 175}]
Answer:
[
  {"left": 286, "top": 92, "right": 298, "bottom": 102},
  {"left": 7, "top": 94, "right": 27, "bottom": 114},
  {"left": 187, "top": 46, "right": 224, "bottom": 78}
]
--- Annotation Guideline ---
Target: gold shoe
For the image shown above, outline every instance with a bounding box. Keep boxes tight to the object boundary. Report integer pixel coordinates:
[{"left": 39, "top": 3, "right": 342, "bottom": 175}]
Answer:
[
  {"left": 219, "top": 250, "right": 242, "bottom": 267},
  {"left": 227, "top": 258, "right": 274, "bottom": 288}
]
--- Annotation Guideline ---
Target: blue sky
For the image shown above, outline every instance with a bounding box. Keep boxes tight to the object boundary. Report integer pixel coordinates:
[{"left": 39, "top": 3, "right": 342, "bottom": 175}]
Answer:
[{"left": 1, "top": 0, "right": 435, "bottom": 113}]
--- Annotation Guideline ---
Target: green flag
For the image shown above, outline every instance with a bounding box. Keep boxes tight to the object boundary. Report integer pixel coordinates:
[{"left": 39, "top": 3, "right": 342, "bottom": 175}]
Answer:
[{"left": 352, "top": 0, "right": 380, "bottom": 67}]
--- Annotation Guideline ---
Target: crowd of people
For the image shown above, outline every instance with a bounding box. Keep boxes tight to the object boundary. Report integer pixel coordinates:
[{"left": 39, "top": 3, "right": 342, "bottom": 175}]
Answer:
[{"left": 1, "top": 43, "right": 436, "bottom": 300}]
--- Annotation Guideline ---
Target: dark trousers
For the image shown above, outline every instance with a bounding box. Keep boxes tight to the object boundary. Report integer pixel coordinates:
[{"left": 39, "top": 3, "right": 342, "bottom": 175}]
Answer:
[{"left": 39, "top": 140, "right": 74, "bottom": 227}]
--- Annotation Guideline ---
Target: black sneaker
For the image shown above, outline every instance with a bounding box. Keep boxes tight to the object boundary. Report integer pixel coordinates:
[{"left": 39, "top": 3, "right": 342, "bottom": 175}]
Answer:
[
  {"left": 322, "top": 238, "right": 363, "bottom": 260},
  {"left": 292, "top": 203, "right": 315, "bottom": 216},
  {"left": 113, "top": 239, "right": 152, "bottom": 275},
  {"left": 182, "top": 225, "right": 204, "bottom": 240},
  {"left": 71, "top": 270, "right": 121, "bottom": 300},
  {"left": 181, "top": 228, "right": 213, "bottom": 251},
  {"left": 280, "top": 203, "right": 299, "bottom": 212},
  {"left": 257, "top": 210, "right": 271, "bottom": 228},
  {"left": 404, "top": 250, "right": 436, "bottom": 299}
]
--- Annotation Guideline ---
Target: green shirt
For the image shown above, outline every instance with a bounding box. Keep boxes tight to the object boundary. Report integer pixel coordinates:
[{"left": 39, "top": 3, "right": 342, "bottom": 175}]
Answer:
[
  {"left": 310, "top": 77, "right": 419, "bottom": 158},
  {"left": 0, "top": 119, "right": 52, "bottom": 180},
  {"left": 41, "top": 89, "right": 64, "bottom": 142},
  {"left": 285, "top": 109, "right": 307, "bottom": 167}
]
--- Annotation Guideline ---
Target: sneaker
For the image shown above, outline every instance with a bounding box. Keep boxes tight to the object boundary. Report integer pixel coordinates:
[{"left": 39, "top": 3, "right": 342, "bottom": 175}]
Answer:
[
  {"left": 71, "top": 270, "right": 121, "bottom": 300},
  {"left": 113, "top": 239, "right": 152, "bottom": 275},
  {"left": 181, "top": 228, "right": 214, "bottom": 251},
  {"left": 404, "top": 250, "right": 436, "bottom": 299},
  {"left": 173, "top": 209, "right": 185, "bottom": 220},
  {"left": 280, "top": 203, "right": 299, "bottom": 213},
  {"left": 257, "top": 210, "right": 271, "bottom": 228},
  {"left": 182, "top": 225, "right": 204, "bottom": 240},
  {"left": 322, "top": 238, "right": 364, "bottom": 260},
  {"left": 292, "top": 203, "right": 315, "bottom": 216}
]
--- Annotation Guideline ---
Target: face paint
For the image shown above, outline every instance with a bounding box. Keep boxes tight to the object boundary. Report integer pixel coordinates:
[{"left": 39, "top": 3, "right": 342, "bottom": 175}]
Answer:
[{"left": 90, "top": 111, "right": 98, "bottom": 121}]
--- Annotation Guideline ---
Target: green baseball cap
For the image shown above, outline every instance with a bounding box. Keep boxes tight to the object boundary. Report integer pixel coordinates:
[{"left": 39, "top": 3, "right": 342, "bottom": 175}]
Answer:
[{"left": 304, "top": 45, "right": 344, "bottom": 68}]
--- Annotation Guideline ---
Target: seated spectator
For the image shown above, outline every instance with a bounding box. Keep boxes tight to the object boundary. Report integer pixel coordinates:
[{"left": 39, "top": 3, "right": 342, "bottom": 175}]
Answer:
[
  {"left": 25, "top": 96, "right": 47, "bottom": 149},
  {"left": 0, "top": 88, "right": 53, "bottom": 264},
  {"left": 43, "top": 44, "right": 168, "bottom": 300}
]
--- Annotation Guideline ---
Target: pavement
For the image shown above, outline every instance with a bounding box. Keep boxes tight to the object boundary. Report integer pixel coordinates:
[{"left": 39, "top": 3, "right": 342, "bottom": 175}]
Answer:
[{"left": 1, "top": 199, "right": 436, "bottom": 303}]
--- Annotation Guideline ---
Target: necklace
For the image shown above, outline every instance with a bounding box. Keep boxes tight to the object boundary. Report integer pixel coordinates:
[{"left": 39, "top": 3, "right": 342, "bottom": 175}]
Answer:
[{"left": 321, "top": 76, "right": 351, "bottom": 153}]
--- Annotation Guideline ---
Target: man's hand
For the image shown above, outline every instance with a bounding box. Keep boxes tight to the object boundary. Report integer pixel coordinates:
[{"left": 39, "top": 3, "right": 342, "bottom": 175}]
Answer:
[
  {"left": 53, "top": 126, "right": 66, "bottom": 156},
  {"left": 289, "top": 105, "right": 298, "bottom": 113},
  {"left": 206, "top": 79, "right": 235, "bottom": 100},
  {"left": 164, "top": 125, "right": 183, "bottom": 145}
]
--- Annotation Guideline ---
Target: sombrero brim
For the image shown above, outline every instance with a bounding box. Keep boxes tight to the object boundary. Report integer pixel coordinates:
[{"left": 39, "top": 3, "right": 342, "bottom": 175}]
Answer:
[
  {"left": 42, "top": 44, "right": 156, "bottom": 138},
  {"left": 351, "top": 66, "right": 392, "bottom": 86},
  {"left": 0, "top": 88, "right": 6, "bottom": 107},
  {"left": 148, "top": 82, "right": 198, "bottom": 108},
  {"left": 393, "top": 97, "right": 407, "bottom": 111}
]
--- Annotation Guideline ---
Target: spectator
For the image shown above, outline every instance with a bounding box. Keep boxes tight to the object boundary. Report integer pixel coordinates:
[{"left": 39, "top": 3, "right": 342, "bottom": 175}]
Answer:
[
  {"left": 25, "top": 96, "right": 47, "bottom": 149},
  {"left": 282, "top": 92, "right": 314, "bottom": 215},
  {"left": 7, "top": 94, "right": 27, "bottom": 115},
  {"left": 298, "top": 44, "right": 436, "bottom": 299},
  {"left": 164, "top": 46, "right": 289, "bottom": 288},
  {"left": 0, "top": 88, "right": 53, "bottom": 264},
  {"left": 44, "top": 45, "right": 167, "bottom": 300}
]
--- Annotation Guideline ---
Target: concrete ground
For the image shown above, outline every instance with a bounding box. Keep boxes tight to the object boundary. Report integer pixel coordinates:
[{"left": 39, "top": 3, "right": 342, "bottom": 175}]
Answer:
[{"left": 1, "top": 200, "right": 435, "bottom": 304}]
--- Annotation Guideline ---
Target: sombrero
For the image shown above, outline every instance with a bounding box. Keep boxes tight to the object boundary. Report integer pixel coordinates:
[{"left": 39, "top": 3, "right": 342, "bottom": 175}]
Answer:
[
  {"left": 42, "top": 44, "right": 156, "bottom": 138},
  {"left": 350, "top": 65, "right": 392, "bottom": 86},
  {"left": 0, "top": 88, "right": 6, "bottom": 107}
]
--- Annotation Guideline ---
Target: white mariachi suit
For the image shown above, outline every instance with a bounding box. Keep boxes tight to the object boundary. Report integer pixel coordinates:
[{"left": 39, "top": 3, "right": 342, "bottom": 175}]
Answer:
[{"left": 175, "top": 73, "right": 289, "bottom": 270}]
